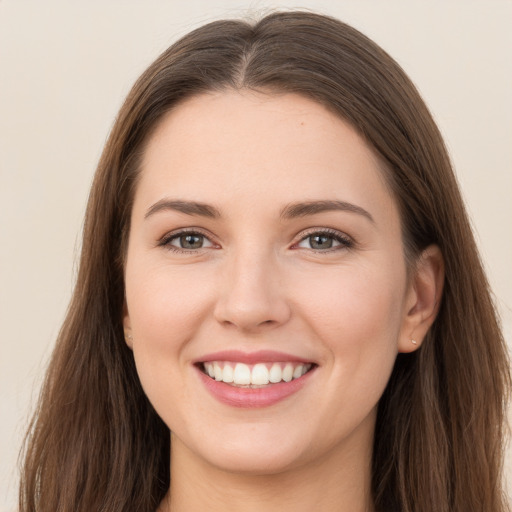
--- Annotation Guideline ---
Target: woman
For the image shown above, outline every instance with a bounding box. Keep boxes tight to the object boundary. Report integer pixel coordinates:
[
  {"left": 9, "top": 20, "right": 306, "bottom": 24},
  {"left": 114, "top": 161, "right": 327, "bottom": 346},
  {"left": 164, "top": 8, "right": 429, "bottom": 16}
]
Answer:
[{"left": 19, "top": 11, "right": 510, "bottom": 512}]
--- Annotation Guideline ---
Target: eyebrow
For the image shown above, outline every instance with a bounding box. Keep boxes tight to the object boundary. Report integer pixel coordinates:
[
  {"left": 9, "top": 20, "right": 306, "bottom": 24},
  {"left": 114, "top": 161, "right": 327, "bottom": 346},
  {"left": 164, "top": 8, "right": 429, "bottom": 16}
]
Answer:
[
  {"left": 145, "top": 199, "right": 221, "bottom": 219},
  {"left": 144, "top": 198, "right": 374, "bottom": 223},
  {"left": 280, "top": 200, "right": 374, "bottom": 223}
]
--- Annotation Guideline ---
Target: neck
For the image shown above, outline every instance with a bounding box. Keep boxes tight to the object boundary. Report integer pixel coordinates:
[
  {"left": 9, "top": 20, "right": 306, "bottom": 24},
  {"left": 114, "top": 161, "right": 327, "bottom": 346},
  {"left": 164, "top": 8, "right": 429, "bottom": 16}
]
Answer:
[{"left": 159, "top": 431, "right": 375, "bottom": 512}]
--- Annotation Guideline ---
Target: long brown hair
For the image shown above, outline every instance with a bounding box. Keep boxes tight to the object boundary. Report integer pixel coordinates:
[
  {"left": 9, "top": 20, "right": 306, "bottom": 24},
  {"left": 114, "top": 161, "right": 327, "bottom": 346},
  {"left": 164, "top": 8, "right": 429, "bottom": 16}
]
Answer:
[{"left": 19, "top": 11, "right": 510, "bottom": 512}]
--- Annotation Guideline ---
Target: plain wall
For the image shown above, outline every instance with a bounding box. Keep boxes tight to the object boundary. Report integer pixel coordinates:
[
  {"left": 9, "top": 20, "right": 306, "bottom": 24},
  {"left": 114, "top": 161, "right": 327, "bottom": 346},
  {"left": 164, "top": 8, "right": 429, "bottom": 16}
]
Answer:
[{"left": 1, "top": 1, "right": 511, "bottom": 510}]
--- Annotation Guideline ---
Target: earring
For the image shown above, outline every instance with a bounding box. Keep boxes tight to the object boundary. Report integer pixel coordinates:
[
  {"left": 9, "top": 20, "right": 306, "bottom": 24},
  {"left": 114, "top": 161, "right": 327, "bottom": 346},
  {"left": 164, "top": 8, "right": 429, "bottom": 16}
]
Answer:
[
  {"left": 126, "top": 333, "right": 133, "bottom": 341},
  {"left": 411, "top": 339, "right": 418, "bottom": 345}
]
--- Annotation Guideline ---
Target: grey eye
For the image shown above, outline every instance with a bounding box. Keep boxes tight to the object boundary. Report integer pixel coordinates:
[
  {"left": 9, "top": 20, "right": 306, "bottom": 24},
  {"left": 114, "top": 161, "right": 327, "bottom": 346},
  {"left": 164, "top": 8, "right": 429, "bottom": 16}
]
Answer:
[
  {"left": 296, "top": 231, "right": 352, "bottom": 251},
  {"left": 310, "top": 234, "right": 334, "bottom": 249},
  {"left": 179, "top": 234, "right": 204, "bottom": 249}
]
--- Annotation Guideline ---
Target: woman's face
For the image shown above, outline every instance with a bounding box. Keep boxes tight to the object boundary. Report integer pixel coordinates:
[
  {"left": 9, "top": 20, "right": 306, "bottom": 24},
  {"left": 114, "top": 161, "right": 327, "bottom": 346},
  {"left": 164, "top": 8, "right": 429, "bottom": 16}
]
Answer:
[{"left": 124, "top": 90, "right": 418, "bottom": 475}]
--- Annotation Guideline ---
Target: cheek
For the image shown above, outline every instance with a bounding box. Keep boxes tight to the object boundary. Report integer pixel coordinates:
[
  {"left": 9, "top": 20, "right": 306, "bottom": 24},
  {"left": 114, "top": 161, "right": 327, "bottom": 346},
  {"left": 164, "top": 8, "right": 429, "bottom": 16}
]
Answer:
[
  {"left": 293, "top": 262, "right": 406, "bottom": 392},
  {"left": 124, "top": 263, "right": 218, "bottom": 425},
  {"left": 124, "top": 263, "right": 216, "bottom": 404},
  {"left": 298, "top": 263, "right": 405, "bottom": 339},
  {"left": 126, "top": 264, "right": 213, "bottom": 345}
]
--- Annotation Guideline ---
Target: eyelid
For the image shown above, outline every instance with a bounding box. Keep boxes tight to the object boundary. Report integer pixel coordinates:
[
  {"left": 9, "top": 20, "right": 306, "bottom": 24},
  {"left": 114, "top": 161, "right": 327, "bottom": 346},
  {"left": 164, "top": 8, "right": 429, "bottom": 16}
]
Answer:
[
  {"left": 157, "top": 227, "right": 219, "bottom": 252},
  {"left": 292, "top": 227, "right": 354, "bottom": 251},
  {"left": 156, "top": 226, "right": 353, "bottom": 253}
]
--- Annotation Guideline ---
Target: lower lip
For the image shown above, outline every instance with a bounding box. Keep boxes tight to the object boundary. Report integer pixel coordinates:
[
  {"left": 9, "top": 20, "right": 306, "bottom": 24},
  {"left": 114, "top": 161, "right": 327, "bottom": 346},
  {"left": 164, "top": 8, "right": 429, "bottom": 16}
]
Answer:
[{"left": 196, "top": 366, "right": 315, "bottom": 408}]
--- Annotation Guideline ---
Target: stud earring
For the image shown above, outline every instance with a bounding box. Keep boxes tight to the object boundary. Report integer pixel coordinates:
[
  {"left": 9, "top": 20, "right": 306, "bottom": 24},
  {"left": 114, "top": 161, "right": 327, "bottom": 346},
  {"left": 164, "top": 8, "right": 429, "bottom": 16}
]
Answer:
[
  {"left": 126, "top": 334, "right": 133, "bottom": 341},
  {"left": 411, "top": 339, "right": 418, "bottom": 345}
]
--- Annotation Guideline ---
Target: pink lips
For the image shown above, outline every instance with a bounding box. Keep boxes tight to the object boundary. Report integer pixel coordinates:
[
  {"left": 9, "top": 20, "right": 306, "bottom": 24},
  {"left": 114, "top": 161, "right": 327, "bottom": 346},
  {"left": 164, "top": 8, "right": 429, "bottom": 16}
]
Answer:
[
  {"left": 194, "top": 350, "right": 316, "bottom": 408},
  {"left": 197, "top": 349, "right": 312, "bottom": 365}
]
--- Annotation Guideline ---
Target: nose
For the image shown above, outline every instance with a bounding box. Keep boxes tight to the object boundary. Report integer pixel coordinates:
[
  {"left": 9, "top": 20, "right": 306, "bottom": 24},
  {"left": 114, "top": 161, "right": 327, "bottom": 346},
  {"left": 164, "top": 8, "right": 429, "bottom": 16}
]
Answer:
[{"left": 213, "top": 249, "right": 292, "bottom": 333}]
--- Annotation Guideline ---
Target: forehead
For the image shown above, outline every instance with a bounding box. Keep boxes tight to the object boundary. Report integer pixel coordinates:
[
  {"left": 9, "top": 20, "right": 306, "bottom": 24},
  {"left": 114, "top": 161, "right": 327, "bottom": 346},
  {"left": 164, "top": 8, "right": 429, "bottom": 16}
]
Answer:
[{"left": 136, "top": 90, "right": 397, "bottom": 222}]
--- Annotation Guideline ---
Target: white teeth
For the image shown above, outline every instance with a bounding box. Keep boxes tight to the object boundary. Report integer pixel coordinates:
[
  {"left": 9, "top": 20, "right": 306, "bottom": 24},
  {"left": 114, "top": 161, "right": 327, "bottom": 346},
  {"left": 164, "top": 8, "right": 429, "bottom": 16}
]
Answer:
[
  {"left": 251, "top": 364, "right": 270, "bottom": 385},
  {"left": 293, "top": 364, "right": 304, "bottom": 379},
  {"left": 202, "top": 361, "right": 312, "bottom": 386},
  {"left": 282, "top": 364, "right": 293, "bottom": 382},
  {"left": 214, "top": 362, "right": 222, "bottom": 381},
  {"left": 269, "top": 363, "right": 282, "bottom": 383},
  {"left": 222, "top": 364, "right": 234, "bottom": 383},
  {"left": 233, "top": 363, "right": 251, "bottom": 385}
]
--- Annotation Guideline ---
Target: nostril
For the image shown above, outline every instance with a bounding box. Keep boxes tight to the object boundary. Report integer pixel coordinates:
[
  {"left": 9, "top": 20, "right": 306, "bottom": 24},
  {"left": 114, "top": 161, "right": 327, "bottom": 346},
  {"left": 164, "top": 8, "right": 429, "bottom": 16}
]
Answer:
[{"left": 213, "top": 290, "right": 292, "bottom": 331}]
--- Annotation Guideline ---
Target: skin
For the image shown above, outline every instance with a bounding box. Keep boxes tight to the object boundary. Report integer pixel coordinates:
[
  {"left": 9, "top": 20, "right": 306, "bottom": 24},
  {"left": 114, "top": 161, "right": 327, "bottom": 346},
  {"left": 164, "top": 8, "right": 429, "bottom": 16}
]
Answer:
[{"left": 123, "top": 90, "right": 443, "bottom": 512}]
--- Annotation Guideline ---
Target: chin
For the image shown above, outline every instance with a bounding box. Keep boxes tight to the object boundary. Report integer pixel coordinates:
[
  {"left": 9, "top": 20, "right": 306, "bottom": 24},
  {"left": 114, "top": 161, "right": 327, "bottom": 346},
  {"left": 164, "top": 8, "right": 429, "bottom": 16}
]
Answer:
[
  {"left": 208, "top": 447, "right": 306, "bottom": 476},
  {"left": 175, "top": 425, "right": 311, "bottom": 476}
]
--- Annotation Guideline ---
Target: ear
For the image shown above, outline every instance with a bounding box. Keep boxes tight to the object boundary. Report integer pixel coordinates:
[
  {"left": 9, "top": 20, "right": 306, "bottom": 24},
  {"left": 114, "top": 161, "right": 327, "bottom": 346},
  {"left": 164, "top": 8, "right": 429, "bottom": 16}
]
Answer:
[
  {"left": 398, "top": 244, "right": 444, "bottom": 353},
  {"left": 123, "top": 300, "right": 133, "bottom": 349}
]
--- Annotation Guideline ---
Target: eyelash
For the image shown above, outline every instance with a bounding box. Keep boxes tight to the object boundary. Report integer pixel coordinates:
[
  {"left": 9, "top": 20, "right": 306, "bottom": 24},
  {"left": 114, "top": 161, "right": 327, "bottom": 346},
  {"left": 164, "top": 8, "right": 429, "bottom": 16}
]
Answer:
[
  {"left": 158, "top": 228, "right": 353, "bottom": 254},
  {"left": 293, "top": 228, "right": 354, "bottom": 252},
  {"left": 158, "top": 229, "right": 216, "bottom": 254}
]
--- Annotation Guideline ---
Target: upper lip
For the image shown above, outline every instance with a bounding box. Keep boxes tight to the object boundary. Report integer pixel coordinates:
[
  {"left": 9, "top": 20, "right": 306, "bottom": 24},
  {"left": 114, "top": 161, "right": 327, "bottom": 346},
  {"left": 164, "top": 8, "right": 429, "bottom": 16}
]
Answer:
[{"left": 195, "top": 350, "right": 314, "bottom": 365}]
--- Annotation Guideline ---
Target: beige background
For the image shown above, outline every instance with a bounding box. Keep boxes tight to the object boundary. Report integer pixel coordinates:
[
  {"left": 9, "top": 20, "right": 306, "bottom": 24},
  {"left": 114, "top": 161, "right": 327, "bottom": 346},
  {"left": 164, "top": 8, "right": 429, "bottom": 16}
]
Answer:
[{"left": 1, "top": 1, "right": 511, "bottom": 510}]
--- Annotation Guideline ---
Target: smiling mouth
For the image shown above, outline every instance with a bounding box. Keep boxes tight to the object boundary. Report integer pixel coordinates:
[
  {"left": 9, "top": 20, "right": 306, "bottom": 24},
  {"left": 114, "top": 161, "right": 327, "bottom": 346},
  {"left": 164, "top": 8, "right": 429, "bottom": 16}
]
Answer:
[{"left": 200, "top": 361, "right": 315, "bottom": 387}]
